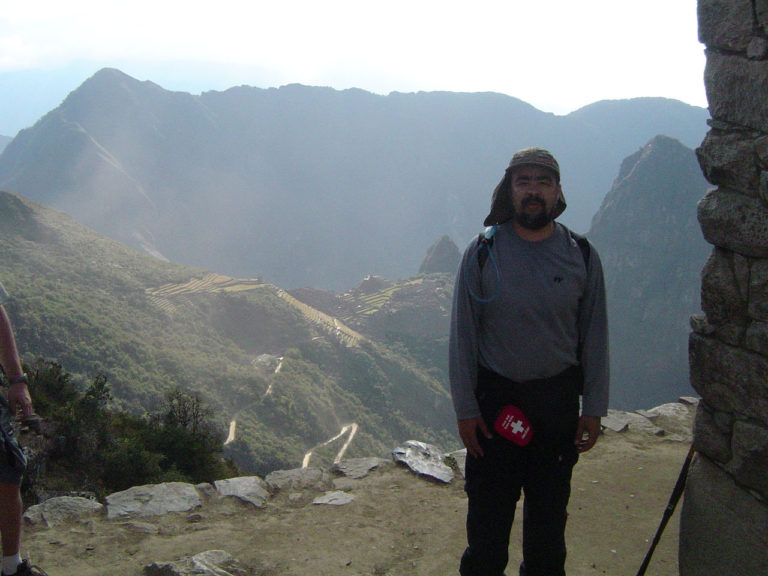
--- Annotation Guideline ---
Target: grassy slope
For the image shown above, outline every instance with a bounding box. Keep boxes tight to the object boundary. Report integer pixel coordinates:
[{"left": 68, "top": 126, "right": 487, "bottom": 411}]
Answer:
[{"left": 0, "top": 191, "right": 456, "bottom": 474}]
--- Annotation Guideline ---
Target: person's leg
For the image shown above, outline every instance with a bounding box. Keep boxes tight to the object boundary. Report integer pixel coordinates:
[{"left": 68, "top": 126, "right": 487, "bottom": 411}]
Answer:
[
  {"left": 460, "top": 437, "right": 525, "bottom": 576},
  {"left": 519, "top": 452, "right": 575, "bottom": 576},
  {"left": 0, "top": 482, "right": 22, "bottom": 575},
  {"left": 0, "top": 397, "right": 27, "bottom": 576},
  {"left": 517, "top": 375, "right": 580, "bottom": 576}
]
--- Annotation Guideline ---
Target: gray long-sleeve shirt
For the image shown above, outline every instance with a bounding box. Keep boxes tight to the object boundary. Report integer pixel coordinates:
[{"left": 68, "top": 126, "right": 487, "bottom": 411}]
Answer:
[{"left": 449, "top": 222, "right": 609, "bottom": 420}]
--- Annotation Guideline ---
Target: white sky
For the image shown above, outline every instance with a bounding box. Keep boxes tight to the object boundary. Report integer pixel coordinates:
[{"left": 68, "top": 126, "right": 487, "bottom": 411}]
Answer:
[{"left": 1, "top": 0, "right": 707, "bottom": 129}]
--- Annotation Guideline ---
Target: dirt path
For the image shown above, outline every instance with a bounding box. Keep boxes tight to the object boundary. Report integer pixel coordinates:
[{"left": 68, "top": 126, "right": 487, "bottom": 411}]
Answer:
[{"left": 302, "top": 423, "right": 359, "bottom": 468}]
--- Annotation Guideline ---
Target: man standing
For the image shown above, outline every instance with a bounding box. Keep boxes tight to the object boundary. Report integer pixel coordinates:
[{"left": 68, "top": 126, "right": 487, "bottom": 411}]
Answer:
[
  {"left": 450, "top": 148, "right": 609, "bottom": 576},
  {"left": 0, "top": 282, "right": 46, "bottom": 576}
]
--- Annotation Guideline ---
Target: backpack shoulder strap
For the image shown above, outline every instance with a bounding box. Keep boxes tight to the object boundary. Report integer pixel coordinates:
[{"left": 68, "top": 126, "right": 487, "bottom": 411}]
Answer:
[
  {"left": 477, "top": 235, "right": 492, "bottom": 270},
  {"left": 477, "top": 225, "right": 497, "bottom": 270},
  {"left": 569, "top": 228, "right": 592, "bottom": 387},
  {"left": 568, "top": 229, "right": 591, "bottom": 270}
]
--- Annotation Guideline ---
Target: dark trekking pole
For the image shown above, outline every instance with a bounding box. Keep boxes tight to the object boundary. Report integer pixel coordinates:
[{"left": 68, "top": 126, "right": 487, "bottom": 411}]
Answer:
[{"left": 635, "top": 444, "right": 696, "bottom": 576}]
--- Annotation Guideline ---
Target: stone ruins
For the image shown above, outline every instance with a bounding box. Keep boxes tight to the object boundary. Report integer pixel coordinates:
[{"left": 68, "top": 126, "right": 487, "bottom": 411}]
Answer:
[{"left": 681, "top": 0, "right": 768, "bottom": 573}]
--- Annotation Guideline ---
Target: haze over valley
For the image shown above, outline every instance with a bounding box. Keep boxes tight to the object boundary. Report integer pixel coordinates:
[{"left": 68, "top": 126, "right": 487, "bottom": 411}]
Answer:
[{"left": 0, "top": 69, "right": 712, "bottom": 471}]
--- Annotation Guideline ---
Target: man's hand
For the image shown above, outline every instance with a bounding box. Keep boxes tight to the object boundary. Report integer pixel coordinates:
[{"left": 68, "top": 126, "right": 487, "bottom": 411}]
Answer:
[
  {"left": 458, "top": 416, "right": 492, "bottom": 458},
  {"left": 574, "top": 415, "right": 601, "bottom": 453},
  {"left": 8, "top": 382, "right": 33, "bottom": 419}
]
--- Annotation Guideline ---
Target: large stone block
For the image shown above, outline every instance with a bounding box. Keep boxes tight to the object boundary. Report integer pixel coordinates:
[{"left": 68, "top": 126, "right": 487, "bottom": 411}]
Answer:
[
  {"left": 699, "top": 0, "right": 755, "bottom": 51},
  {"left": 106, "top": 482, "right": 201, "bottom": 519},
  {"left": 705, "top": 52, "right": 768, "bottom": 133},
  {"left": 761, "top": 171, "right": 768, "bottom": 205},
  {"left": 698, "top": 189, "right": 768, "bottom": 258},
  {"left": 701, "top": 248, "right": 750, "bottom": 325},
  {"left": 214, "top": 476, "right": 269, "bottom": 508},
  {"left": 727, "top": 420, "right": 768, "bottom": 496},
  {"left": 689, "top": 333, "right": 768, "bottom": 421},
  {"left": 749, "top": 259, "right": 768, "bottom": 321},
  {"left": 679, "top": 455, "right": 768, "bottom": 575},
  {"left": 693, "top": 401, "right": 733, "bottom": 464},
  {"left": 757, "top": 0, "right": 768, "bottom": 33},
  {"left": 711, "top": 321, "right": 747, "bottom": 347},
  {"left": 756, "top": 135, "right": 768, "bottom": 166},
  {"left": 748, "top": 36, "right": 768, "bottom": 59},
  {"left": 696, "top": 130, "right": 759, "bottom": 192},
  {"left": 746, "top": 321, "right": 768, "bottom": 356},
  {"left": 690, "top": 313, "right": 745, "bottom": 349}
]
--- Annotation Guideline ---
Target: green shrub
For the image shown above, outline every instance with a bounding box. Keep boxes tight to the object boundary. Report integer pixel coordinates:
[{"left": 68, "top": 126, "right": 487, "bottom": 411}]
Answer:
[{"left": 24, "top": 360, "right": 238, "bottom": 498}]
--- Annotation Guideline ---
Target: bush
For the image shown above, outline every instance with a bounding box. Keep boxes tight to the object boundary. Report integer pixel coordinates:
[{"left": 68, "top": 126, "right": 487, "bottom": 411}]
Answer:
[
  {"left": 145, "top": 387, "right": 233, "bottom": 483},
  {"left": 24, "top": 360, "right": 238, "bottom": 498}
]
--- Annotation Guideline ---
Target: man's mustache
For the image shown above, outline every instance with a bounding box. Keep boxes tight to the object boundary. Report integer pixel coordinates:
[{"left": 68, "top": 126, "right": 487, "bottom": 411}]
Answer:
[{"left": 521, "top": 196, "right": 546, "bottom": 208}]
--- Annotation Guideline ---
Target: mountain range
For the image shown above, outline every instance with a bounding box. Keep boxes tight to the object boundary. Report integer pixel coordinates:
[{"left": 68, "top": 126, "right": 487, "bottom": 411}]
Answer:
[{"left": 0, "top": 68, "right": 709, "bottom": 290}]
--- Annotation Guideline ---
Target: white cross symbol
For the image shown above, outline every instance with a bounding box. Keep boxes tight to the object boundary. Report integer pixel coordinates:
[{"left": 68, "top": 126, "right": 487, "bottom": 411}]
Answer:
[{"left": 510, "top": 419, "right": 525, "bottom": 435}]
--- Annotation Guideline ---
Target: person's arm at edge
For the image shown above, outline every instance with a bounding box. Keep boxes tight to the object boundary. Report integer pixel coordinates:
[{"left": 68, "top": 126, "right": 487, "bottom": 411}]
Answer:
[
  {"left": 575, "top": 242, "right": 609, "bottom": 453},
  {"left": 0, "top": 304, "right": 33, "bottom": 418},
  {"left": 449, "top": 242, "right": 492, "bottom": 458}
]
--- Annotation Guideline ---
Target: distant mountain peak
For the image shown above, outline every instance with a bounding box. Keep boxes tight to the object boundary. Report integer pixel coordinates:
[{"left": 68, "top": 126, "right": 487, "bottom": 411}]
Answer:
[
  {"left": 64, "top": 67, "right": 168, "bottom": 110},
  {"left": 590, "top": 135, "right": 709, "bottom": 237},
  {"left": 587, "top": 136, "right": 711, "bottom": 410},
  {"left": 419, "top": 236, "right": 460, "bottom": 275}
]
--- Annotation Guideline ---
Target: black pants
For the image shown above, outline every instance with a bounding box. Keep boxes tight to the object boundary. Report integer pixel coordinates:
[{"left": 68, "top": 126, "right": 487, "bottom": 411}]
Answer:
[{"left": 460, "top": 366, "right": 580, "bottom": 576}]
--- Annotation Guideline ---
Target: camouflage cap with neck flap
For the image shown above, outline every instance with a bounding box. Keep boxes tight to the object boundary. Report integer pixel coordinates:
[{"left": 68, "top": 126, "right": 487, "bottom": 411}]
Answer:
[{"left": 483, "top": 147, "right": 567, "bottom": 226}]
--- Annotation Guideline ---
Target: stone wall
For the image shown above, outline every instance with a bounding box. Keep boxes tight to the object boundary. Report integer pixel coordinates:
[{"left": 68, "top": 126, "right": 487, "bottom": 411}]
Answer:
[{"left": 680, "top": 1, "right": 768, "bottom": 573}]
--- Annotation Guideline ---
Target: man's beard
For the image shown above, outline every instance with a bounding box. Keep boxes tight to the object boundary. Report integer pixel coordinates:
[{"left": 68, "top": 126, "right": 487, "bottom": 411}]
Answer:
[{"left": 514, "top": 198, "right": 555, "bottom": 230}]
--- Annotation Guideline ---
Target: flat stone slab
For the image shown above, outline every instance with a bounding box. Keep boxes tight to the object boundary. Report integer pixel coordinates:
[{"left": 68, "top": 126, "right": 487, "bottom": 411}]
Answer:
[
  {"left": 265, "top": 467, "right": 331, "bottom": 492},
  {"left": 24, "top": 496, "right": 103, "bottom": 527},
  {"left": 313, "top": 491, "right": 355, "bottom": 506},
  {"left": 392, "top": 440, "right": 454, "bottom": 484},
  {"left": 144, "top": 549, "right": 249, "bottom": 576},
  {"left": 214, "top": 476, "right": 269, "bottom": 508},
  {"left": 604, "top": 409, "right": 664, "bottom": 435},
  {"left": 106, "top": 482, "right": 201, "bottom": 519},
  {"left": 331, "top": 457, "right": 389, "bottom": 479}
]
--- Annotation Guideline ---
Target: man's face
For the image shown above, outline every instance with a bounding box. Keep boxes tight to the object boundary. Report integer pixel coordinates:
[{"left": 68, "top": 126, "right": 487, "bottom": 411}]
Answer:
[{"left": 509, "top": 165, "right": 562, "bottom": 230}]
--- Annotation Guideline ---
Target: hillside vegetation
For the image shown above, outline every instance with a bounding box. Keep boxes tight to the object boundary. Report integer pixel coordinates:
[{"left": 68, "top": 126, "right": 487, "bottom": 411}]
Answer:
[
  {"left": 0, "top": 191, "right": 457, "bottom": 475},
  {"left": 22, "top": 360, "right": 236, "bottom": 499}
]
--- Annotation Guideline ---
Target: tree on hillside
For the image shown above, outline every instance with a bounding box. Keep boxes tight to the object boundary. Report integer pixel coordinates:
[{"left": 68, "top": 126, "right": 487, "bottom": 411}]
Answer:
[{"left": 146, "top": 387, "right": 227, "bottom": 482}]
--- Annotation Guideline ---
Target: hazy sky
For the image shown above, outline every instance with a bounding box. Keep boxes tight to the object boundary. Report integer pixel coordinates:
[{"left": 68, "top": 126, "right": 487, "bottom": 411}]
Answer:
[{"left": 1, "top": 0, "right": 707, "bottom": 136}]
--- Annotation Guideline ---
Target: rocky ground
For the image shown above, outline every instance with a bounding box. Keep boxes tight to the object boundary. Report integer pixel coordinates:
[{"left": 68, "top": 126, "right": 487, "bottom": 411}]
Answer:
[{"left": 20, "top": 403, "right": 695, "bottom": 576}]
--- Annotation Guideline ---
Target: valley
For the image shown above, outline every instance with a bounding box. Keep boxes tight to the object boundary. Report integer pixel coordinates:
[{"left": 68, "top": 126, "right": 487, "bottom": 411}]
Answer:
[{"left": 0, "top": 72, "right": 712, "bottom": 483}]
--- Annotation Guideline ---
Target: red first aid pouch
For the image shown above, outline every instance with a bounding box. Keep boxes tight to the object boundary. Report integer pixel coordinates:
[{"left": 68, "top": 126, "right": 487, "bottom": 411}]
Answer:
[{"left": 494, "top": 404, "right": 533, "bottom": 446}]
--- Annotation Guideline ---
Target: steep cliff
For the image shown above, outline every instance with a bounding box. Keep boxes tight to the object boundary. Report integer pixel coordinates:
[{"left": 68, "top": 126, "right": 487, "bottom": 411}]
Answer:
[{"left": 588, "top": 135, "right": 710, "bottom": 409}]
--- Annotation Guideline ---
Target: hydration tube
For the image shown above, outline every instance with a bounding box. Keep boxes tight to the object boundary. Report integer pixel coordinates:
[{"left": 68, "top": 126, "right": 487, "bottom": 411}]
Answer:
[
  {"left": 464, "top": 225, "right": 502, "bottom": 303},
  {"left": 483, "top": 225, "right": 498, "bottom": 241}
]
